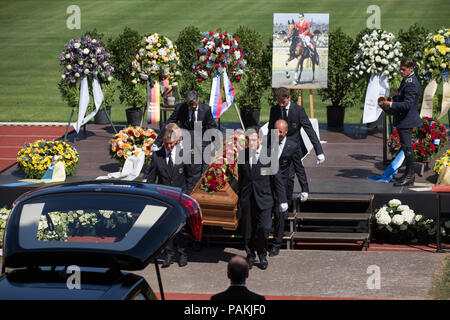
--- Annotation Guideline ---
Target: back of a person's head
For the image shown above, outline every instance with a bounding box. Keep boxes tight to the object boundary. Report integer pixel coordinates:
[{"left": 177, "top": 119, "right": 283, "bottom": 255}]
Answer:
[{"left": 227, "top": 256, "right": 249, "bottom": 284}]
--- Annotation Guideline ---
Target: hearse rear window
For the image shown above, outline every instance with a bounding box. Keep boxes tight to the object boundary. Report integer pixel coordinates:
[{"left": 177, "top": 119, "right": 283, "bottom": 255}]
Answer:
[{"left": 18, "top": 193, "right": 170, "bottom": 250}]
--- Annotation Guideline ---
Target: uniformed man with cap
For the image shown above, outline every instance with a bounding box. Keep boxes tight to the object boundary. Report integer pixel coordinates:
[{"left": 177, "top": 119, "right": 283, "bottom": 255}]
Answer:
[{"left": 379, "top": 57, "right": 422, "bottom": 186}]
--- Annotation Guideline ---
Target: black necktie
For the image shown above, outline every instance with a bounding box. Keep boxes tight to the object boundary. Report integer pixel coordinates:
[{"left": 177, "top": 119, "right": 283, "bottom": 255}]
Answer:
[
  {"left": 167, "top": 152, "right": 173, "bottom": 174},
  {"left": 190, "top": 110, "right": 196, "bottom": 129},
  {"left": 281, "top": 107, "right": 287, "bottom": 120},
  {"left": 251, "top": 151, "right": 258, "bottom": 172}
]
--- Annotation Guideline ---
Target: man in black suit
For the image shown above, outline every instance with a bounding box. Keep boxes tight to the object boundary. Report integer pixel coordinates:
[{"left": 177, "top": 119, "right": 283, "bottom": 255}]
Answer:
[
  {"left": 153, "top": 90, "right": 217, "bottom": 183},
  {"left": 238, "top": 126, "right": 286, "bottom": 270},
  {"left": 379, "top": 58, "right": 422, "bottom": 186},
  {"left": 270, "top": 119, "right": 309, "bottom": 257},
  {"left": 268, "top": 87, "right": 324, "bottom": 206},
  {"left": 210, "top": 255, "right": 265, "bottom": 301},
  {"left": 146, "top": 124, "right": 196, "bottom": 267}
]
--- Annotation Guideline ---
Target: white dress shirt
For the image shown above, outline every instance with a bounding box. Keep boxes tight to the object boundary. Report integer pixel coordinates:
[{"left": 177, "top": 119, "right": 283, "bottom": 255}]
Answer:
[
  {"left": 165, "top": 147, "right": 175, "bottom": 165},
  {"left": 249, "top": 145, "right": 262, "bottom": 167},
  {"left": 278, "top": 136, "right": 286, "bottom": 159},
  {"left": 281, "top": 101, "right": 291, "bottom": 118}
]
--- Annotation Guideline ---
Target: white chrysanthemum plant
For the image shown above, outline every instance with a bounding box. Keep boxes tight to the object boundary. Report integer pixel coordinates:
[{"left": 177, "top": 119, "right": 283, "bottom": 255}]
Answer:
[{"left": 373, "top": 199, "right": 418, "bottom": 233}]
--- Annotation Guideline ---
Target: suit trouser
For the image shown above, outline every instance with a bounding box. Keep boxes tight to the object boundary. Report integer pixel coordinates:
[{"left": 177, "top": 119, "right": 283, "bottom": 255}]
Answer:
[
  {"left": 273, "top": 183, "right": 292, "bottom": 247},
  {"left": 165, "top": 232, "right": 189, "bottom": 258},
  {"left": 286, "top": 162, "right": 295, "bottom": 206},
  {"left": 242, "top": 194, "right": 273, "bottom": 258},
  {"left": 397, "top": 128, "right": 413, "bottom": 153}
]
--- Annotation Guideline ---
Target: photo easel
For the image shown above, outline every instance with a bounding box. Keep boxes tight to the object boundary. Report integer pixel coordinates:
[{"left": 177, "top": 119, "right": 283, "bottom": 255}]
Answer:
[{"left": 288, "top": 87, "right": 315, "bottom": 118}]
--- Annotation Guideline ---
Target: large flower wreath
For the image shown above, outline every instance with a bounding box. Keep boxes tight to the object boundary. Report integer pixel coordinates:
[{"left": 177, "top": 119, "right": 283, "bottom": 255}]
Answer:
[
  {"left": 416, "top": 27, "right": 449, "bottom": 82},
  {"left": 17, "top": 140, "right": 79, "bottom": 179},
  {"left": 109, "top": 126, "right": 158, "bottom": 165},
  {"left": 131, "top": 33, "right": 180, "bottom": 86},
  {"left": 59, "top": 34, "right": 114, "bottom": 85},
  {"left": 348, "top": 29, "right": 403, "bottom": 82},
  {"left": 58, "top": 34, "right": 114, "bottom": 108},
  {"left": 200, "top": 130, "right": 246, "bottom": 193},
  {"left": 389, "top": 117, "right": 447, "bottom": 162},
  {"left": 192, "top": 30, "right": 247, "bottom": 83}
]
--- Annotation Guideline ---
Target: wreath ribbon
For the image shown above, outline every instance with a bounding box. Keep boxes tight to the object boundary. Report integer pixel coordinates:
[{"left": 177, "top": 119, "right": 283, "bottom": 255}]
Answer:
[
  {"left": 73, "top": 77, "right": 104, "bottom": 133},
  {"left": 420, "top": 79, "right": 450, "bottom": 119},
  {"left": 209, "top": 70, "right": 235, "bottom": 119}
]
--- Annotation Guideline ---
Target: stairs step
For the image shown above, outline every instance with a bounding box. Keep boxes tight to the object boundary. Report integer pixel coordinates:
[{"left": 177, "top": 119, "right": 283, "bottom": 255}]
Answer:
[
  {"left": 305, "top": 194, "right": 374, "bottom": 202},
  {"left": 298, "top": 212, "right": 371, "bottom": 221},
  {"left": 293, "top": 231, "right": 370, "bottom": 241}
]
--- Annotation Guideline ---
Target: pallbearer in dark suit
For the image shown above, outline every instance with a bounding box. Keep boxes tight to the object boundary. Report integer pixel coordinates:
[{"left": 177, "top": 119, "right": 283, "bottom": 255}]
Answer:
[
  {"left": 268, "top": 87, "right": 324, "bottom": 205},
  {"left": 153, "top": 90, "right": 217, "bottom": 183},
  {"left": 238, "top": 126, "right": 286, "bottom": 270},
  {"left": 270, "top": 120, "right": 309, "bottom": 257},
  {"left": 146, "top": 123, "right": 196, "bottom": 267},
  {"left": 210, "top": 255, "right": 265, "bottom": 301},
  {"left": 379, "top": 58, "right": 422, "bottom": 186}
]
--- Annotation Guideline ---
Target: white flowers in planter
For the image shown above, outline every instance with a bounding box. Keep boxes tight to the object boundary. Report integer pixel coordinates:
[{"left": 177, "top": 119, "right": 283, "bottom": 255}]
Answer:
[{"left": 374, "top": 199, "right": 418, "bottom": 233}]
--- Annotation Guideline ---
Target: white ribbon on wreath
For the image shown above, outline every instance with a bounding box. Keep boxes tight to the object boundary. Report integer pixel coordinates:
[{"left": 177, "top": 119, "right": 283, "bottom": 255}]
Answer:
[
  {"left": 363, "top": 74, "right": 389, "bottom": 124},
  {"left": 73, "top": 76, "right": 104, "bottom": 133}
]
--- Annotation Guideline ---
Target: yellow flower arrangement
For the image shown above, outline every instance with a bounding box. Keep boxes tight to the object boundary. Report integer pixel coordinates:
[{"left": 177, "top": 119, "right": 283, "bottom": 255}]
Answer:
[
  {"left": 416, "top": 27, "right": 449, "bottom": 82},
  {"left": 17, "top": 139, "right": 79, "bottom": 179},
  {"left": 434, "top": 149, "right": 450, "bottom": 175}
]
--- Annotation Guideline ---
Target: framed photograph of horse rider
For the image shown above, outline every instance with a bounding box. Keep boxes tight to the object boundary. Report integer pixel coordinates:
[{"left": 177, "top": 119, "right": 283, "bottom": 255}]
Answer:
[{"left": 272, "top": 13, "right": 329, "bottom": 89}]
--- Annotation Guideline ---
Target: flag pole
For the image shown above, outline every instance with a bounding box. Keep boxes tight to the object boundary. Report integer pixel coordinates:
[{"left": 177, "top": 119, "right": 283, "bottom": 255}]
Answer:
[{"left": 234, "top": 102, "right": 245, "bottom": 131}]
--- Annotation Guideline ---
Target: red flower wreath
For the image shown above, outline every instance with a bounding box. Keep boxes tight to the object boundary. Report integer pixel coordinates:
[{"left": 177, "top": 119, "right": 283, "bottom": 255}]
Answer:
[{"left": 389, "top": 117, "right": 447, "bottom": 162}]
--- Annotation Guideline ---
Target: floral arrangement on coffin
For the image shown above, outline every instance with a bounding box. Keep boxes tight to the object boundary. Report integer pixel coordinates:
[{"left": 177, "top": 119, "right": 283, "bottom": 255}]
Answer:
[
  {"left": 109, "top": 126, "right": 158, "bottom": 165},
  {"left": 416, "top": 27, "right": 449, "bottom": 82},
  {"left": 0, "top": 207, "right": 11, "bottom": 247},
  {"left": 59, "top": 34, "right": 114, "bottom": 85},
  {"left": 200, "top": 130, "right": 246, "bottom": 194},
  {"left": 131, "top": 33, "right": 180, "bottom": 86},
  {"left": 434, "top": 149, "right": 450, "bottom": 175},
  {"left": 192, "top": 30, "right": 248, "bottom": 83},
  {"left": 388, "top": 117, "right": 447, "bottom": 162},
  {"left": 17, "top": 140, "right": 79, "bottom": 179},
  {"left": 348, "top": 29, "right": 403, "bottom": 82},
  {"left": 37, "top": 210, "right": 135, "bottom": 242}
]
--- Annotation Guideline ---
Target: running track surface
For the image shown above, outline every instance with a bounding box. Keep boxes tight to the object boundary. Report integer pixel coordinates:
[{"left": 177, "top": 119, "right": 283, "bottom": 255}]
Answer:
[{"left": 0, "top": 125, "right": 72, "bottom": 172}]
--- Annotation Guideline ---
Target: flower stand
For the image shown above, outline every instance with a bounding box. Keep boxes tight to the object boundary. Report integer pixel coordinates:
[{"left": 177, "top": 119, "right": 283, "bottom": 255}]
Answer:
[
  {"left": 190, "top": 179, "right": 239, "bottom": 231},
  {"left": 418, "top": 159, "right": 430, "bottom": 177}
]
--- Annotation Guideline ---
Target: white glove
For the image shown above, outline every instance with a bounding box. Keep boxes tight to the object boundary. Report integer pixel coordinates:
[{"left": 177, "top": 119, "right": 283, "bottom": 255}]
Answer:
[
  {"left": 279, "top": 203, "right": 288, "bottom": 212},
  {"left": 151, "top": 144, "right": 160, "bottom": 152},
  {"left": 300, "top": 192, "right": 308, "bottom": 202},
  {"left": 316, "top": 153, "right": 325, "bottom": 165}
]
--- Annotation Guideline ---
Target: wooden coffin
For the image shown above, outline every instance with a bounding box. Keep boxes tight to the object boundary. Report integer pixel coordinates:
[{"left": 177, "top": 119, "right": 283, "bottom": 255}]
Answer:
[{"left": 190, "top": 179, "right": 240, "bottom": 230}]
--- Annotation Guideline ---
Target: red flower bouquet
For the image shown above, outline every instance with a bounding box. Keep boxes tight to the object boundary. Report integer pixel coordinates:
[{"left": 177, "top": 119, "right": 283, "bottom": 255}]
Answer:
[
  {"left": 200, "top": 130, "right": 246, "bottom": 194},
  {"left": 389, "top": 117, "right": 447, "bottom": 162}
]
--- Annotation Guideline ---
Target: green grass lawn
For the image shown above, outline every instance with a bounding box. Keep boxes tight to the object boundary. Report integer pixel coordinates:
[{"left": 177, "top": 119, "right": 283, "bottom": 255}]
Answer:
[
  {"left": 0, "top": 0, "right": 449, "bottom": 123},
  {"left": 429, "top": 254, "right": 450, "bottom": 299}
]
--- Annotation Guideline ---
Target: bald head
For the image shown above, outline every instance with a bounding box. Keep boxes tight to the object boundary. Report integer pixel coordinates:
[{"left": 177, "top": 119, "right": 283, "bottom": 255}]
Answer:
[
  {"left": 275, "top": 119, "right": 288, "bottom": 142},
  {"left": 227, "top": 256, "right": 249, "bottom": 284}
]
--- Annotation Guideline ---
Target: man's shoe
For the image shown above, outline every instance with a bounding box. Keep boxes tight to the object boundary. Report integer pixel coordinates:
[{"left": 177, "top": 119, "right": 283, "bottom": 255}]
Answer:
[
  {"left": 246, "top": 255, "right": 255, "bottom": 269},
  {"left": 178, "top": 254, "right": 188, "bottom": 267},
  {"left": 162, "top": 254, "right": 174, "bottom": 268},
  {"left": 393, "top": 175, "right": 415, "bottom": 186},
  {"left": 269, "top": 246, "right": 280, "bottom": 257},
  {"left": 394, "top": 149, "right": 415, "bottom": 187},
  {"left": 259, "top": 256, "right": 268, "bottom": 270}
]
